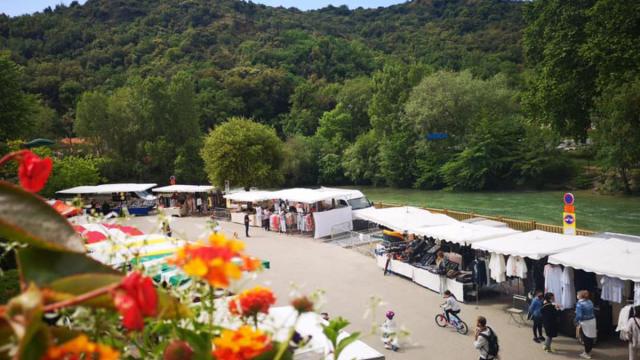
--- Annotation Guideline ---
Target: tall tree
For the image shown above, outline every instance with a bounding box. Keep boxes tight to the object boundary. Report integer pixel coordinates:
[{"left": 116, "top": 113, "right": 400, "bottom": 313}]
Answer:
[
  {"left": 201, "top": 117, "right": 284, "bottom": 188},
  {"left": 523, "top": 0, "right": 596, "bottom": 140},
  {"left": 0, "top": 54, "right": 37, "bottom": 142}
]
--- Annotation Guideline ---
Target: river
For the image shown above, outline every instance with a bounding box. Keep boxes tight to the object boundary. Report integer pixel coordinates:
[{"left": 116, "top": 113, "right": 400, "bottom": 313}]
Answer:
[{"left": 357, "top": 187, "right": 640, "bottom": 235}]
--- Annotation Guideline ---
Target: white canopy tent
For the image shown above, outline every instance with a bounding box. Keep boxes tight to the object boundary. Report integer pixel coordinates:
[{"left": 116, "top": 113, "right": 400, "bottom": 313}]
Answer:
[
  {"left": 412, "top": 222, "right": 519, "bottom": 245},
  {"left": 153, "top": 185, "right": 214, "bottom": 193},
  {"left": 548, "top": 237, "right": 640, "bottom": 282},
  {"left": 223, "top": 190, "right": 274, "bottom": 203},
  {"left": 353, "top": 206, "right": 458, "bottom": 233},
  {"left": 269, "top": 188, "right": 361, "bottom": 204},
  {"left": 57, "top": 183, "right": 157, "bottom": 194},
  {"left": 318, "top": 187, "right": 366, "bottom": 200},
  {"left": 472, "top": 230, "right": 598, "bottom": 260}
]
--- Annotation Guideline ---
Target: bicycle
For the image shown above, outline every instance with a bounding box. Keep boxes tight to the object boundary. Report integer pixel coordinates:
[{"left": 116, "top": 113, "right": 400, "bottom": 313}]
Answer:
[{"left": 435, "top": 308, "right": 469, "bottom": 335}]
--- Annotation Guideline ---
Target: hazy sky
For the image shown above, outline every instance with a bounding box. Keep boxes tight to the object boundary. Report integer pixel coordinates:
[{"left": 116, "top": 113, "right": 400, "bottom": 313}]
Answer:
[{"left": 0, "top": 0, "right": 406, "bottom": 16}]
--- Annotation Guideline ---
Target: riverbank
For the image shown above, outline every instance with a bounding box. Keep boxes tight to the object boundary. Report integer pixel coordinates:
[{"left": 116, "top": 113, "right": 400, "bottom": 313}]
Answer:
[{"left": 358, "top": 187, "right": 640, "bottom": 235}]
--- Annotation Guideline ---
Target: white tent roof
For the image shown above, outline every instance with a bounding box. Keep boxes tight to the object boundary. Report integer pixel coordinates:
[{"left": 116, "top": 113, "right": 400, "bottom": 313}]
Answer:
[
  {"left": 270, "top": 188, "right": 362, "bottom": 204},
  {"left": 472, "top": 230, "right": 598, "bottom": 260},
  {"left": 353, "top": 206, "right": 458, "bottom": 232},
  {"left": 413, "top": 222, "right": 519, "bottom": 245},
  {"left": 57, "top": 183, "right": 157, "bottom": 194},
  {"left": 153, "top": 185, "right": 214, "bottom": 193},
  {"left": 462, "top": 217, "right": 509, "bottom": 228},
  {"left": 548, "top": 237, "right": 640, "bottom": 282},
  {"left": 224, "top": 190, "right": 274, "bottom": 203},
  {"left": 319, "top": 187, "right": 366, "bottom": 200}
]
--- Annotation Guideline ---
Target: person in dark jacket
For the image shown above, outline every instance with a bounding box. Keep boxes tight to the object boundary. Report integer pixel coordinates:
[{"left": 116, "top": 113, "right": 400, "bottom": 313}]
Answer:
[
  {"left": 244, "top": 213, "right": 250, "bottom": 237},
  {"left": 528, "top": 290, "right": 545, "bottom": 343},
  {"left": 541, "top": 292, "right": 561, "bottom": 353}
]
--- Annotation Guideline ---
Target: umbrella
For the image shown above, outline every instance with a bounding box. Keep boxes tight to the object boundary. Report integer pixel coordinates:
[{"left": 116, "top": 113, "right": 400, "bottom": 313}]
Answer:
[
  {"left": 72, "top": 225, "right": 86, "bottom": 233},
  {"left": 83, "top": 231, "right": 107, "bottom": 244},
  {"left": 23, "top": 138, "right": 55, "bottom": 148},
  {"left": 118, "top": 226, "right": 144, "bottom": 236}
]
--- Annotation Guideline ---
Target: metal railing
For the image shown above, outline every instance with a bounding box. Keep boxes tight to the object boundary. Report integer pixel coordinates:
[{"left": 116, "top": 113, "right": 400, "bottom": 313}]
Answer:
[
  {"left": 374, "top": 202, "right": 595, "bottom": 236},
  {"left": 211, "top": 207, "right": 231, "bottom": 221}
]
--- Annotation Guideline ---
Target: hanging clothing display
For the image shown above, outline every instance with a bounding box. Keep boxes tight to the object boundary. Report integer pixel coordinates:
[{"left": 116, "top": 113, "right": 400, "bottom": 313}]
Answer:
[
  {"left": 560, "top": 267, "right": 576, "bottom": 310},
  {"left": 270, "top": 214, "right": 280, "bottom": 232},
  {"left": 635, "top": 282, "right": 640, "bottom": 306},
  {"left": 488, "top": 253, "right": 506, "bottom": 283},
  {"left": 617, "top": 305, "right": 634, "bottom": 333},
  {"left": 601, "top": 276, "right": 625, "bottom": 303},
  {"left": 305, "top": 214, "right": 314, "bottom": 232},
  {"left": 279, "top": 213, "right": 287, "bottom": 233},
  {"left": 505, "top": 255, "right": 527, "bottom": 278},
  {"left": 255, "top": 207, "right": 262, "bottom": 226},
  {"left": 544, "top": 264, "right": 563, "bottom": 298},
  {"left": 472, "top": 259, "right": 487, "bottom": 286}
]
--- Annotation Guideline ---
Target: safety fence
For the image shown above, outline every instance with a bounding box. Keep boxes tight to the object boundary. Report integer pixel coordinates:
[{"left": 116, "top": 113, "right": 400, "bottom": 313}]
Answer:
[{"left": 374, "top": 202, "right": 595, "bottom": 236}]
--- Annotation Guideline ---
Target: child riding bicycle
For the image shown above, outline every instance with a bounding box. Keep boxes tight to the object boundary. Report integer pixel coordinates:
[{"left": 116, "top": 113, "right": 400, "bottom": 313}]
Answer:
[{"left": 441, "top": 290, "right": 461, "bottom": 323}]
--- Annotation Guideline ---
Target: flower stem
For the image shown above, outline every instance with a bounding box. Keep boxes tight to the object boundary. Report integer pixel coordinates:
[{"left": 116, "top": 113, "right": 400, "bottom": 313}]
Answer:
[
  {"left": 0, "top": 150, "right": 26, "bottom": 168},
  {"left": 273, "top": 313, "right": 300, "bottom": 360},
  {"left": 42, "top": 283, "right": 119, "bottom": 313}
]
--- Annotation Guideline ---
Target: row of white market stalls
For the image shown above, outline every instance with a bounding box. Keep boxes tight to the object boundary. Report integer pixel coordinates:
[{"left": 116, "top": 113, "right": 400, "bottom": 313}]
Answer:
[
  {"left": 56, "top": 183, "right": 223, "bottom": 217},
  {"left": 224, "top": 187, "right": 371, "bottom": 239},
  {"left": 359, "top": 205, "right": 640, "bottom": 339}
]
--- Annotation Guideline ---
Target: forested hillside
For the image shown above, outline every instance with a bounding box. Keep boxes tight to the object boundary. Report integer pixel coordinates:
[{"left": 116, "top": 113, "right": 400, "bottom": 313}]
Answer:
[{"left": 1, "top": 0, "right": 638, "bottom": 194}]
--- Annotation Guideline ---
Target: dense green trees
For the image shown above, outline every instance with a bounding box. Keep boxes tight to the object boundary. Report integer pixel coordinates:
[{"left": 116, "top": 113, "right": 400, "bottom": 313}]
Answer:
[
  {"left": 524, "top": 0, "right": 640, "bottom": 193},
  {"left": 75, "top": 72, "right": 203, "bottom": 183},
  {"left": 42, "top": 156, "right": 102, "bottom": 197},
  {"left": 2, "top": 0, "right": 638, "bottom": 194},
  {"left": 201, "top": 118, "right": 284, "bottom": 188}
]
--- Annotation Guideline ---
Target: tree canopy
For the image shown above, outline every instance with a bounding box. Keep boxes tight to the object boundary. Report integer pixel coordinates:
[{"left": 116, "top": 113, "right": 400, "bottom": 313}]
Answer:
[{"left": 201, "top": 117, "right": 284, "bottom": 189}]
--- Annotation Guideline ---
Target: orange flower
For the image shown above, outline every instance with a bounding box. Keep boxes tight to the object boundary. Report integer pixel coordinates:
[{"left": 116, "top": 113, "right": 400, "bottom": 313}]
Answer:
[
  {"left": 213, "top": 326, "right": 271, "bottom": 360},
  {"left": 169, "top": 234, "right": 259, "bottom": 288},
  {"left": 228, "top": 287, "right": 276, "bottom": 318},
  {"left": 42, "top": 335, "right": 119, "bottom": 360}
]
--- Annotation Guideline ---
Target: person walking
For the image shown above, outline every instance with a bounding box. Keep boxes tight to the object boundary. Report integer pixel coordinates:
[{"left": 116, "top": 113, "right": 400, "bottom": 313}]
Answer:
[
  {"left": 244, "top": 213, "right": 250, "bottom": 238},
  {"left": 626, "top": 306, "right": 640, "bottom": 360},
  {"left": 575, "top": 290, "right": 597, "bottom": 359},
  {"left": 541, "top": 292, "right": 560, "bottom": 353},
  {"left": 435, "top": 251, "right": 447, "bottom": 295},
  {"left": 528, "top": 291, "right": 545, "bottom": 343},
  {"left": 473, "top": 316, "right": 499, "bottom": 360}
]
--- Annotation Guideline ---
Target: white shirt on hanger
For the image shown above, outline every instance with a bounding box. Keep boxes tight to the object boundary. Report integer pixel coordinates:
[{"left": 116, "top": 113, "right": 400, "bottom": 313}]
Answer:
[
  {"left": 544, "top": 264, "right": 563, "bottom": 299},
  {"left": 489, "top": 253, "right": 506, "bottom": 283},
  {"left": 601, "top": 276, "right": 625, "bottom": 303},
  {"left": 506, "top": 255, "right": 527, "bottom": 278},
  {"left": 560, "top": 267, "right": 576, "bottom": 309}
]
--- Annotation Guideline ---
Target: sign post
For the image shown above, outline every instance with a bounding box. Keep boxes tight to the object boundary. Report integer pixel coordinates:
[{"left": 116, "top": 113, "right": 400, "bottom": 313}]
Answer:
[{"left": 562, "top": 193, "right": 576, "bottom": 235}]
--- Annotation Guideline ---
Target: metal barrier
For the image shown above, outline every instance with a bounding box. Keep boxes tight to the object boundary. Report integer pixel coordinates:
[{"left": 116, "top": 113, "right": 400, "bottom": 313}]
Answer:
[
  {"left": 211, "top": 207, "right": 231, "bottom": 221},
  {"left": 375, "top": 202, "right": 595, "bottom": 236},
  {"left": 327, "top": 229, "right": 382, "bottom": 257}
]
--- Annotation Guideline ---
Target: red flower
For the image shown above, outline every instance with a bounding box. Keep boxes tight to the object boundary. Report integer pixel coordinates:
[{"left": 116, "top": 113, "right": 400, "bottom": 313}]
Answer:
[
  {"left": 17, "top": 150, "right": 53, "bottom": 192},
  {"left": 112, "top": 271, "right": 158, "bottom": 331}
]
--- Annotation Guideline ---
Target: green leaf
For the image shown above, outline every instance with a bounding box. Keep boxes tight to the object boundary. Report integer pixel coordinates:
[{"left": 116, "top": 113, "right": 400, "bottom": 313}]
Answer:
[
  {"left": 0, "top": 181, "right": 84, "bottom": 253},
  {"left": 335, "top": 332, "right": 360, "bottom": 359},
  {"left": 17, "top": 247, "right": 119, "bottom": 287},
  {"left": 176, "top": 328, "right": 212, "bottom": 360},
  {"left": 17, "top": 247, "right": 190, "bottom": 318},
  {"left": 5, "top": 285, "right": 49, "bottom": 360}
]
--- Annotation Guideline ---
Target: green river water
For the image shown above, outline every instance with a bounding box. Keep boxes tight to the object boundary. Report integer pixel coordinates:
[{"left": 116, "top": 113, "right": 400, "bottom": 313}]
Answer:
[{"left": 357, "top": 187, "right": 640, "bottom": 235}]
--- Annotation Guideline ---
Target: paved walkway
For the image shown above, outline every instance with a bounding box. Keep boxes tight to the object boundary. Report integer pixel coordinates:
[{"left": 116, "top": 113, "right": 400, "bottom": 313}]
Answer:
[{"left": 126, "top": 216, "right": 628, "bottom": 360}]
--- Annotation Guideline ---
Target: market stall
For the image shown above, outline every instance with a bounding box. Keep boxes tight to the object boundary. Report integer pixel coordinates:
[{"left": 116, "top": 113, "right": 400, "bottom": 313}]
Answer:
[
  {"left": 548, "top": 237, "right": 640, "bottom": 336},
  {"left": 353, "top": 206, "right": 458, "bottom": 233},
  {"left": 224, "top": 190, "right": 274, "bottom": 227},
  {"left": 57, "top": 183, "right": 157, "bottom": 216},
  {"left": 412, "top": 222, "right": 519, "bottom": 245},
  {"left": 269, "top": 188, "right": 361, "bottom": 238},
  {"left": 153, "top": 184, "right": 215, "bottom": 217}
]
